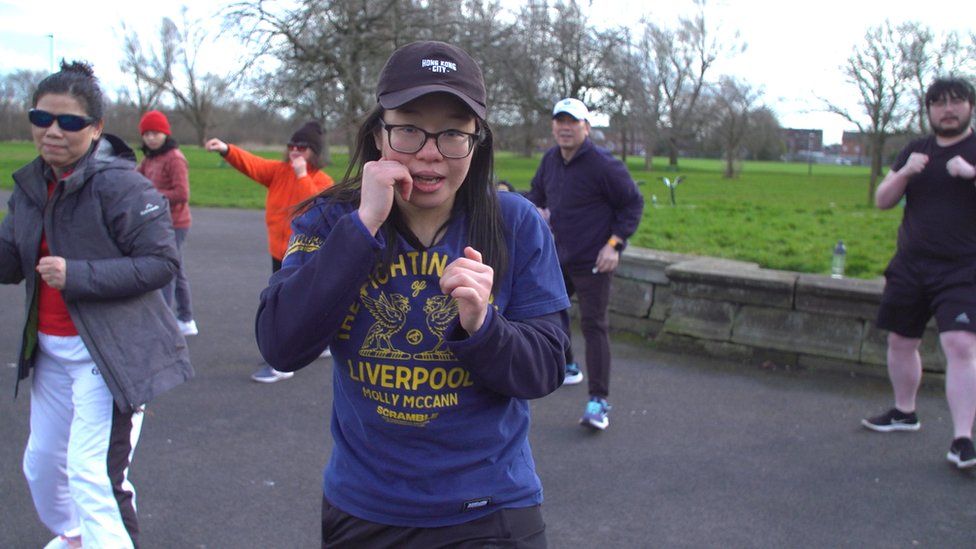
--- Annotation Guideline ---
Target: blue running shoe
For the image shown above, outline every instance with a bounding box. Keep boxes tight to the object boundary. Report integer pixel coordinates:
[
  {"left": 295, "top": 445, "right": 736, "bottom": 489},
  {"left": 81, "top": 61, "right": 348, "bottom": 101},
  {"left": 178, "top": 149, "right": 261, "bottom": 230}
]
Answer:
[
  {"left": 563, "top": 362, "right": 583, "bottom": 385},
  {"left": 580, "top": 397, "right": 610, "bottom": 430}
]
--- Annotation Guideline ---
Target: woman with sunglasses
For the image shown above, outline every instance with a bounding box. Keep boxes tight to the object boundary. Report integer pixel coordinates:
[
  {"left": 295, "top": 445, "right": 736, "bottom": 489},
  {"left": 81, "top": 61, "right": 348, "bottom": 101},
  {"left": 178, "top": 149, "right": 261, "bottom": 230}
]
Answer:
[
  {"left": 0, "top": 60, "right": 193, "bottom": 548},
  {"left": 256, "top": 41, "right": 569, "bottom": 547},
  {"left": 204, "top": 121, "right": 334, "bottom": 383},
  {"left": 137, "top": 110, "right": 198, "bottom": 337}
]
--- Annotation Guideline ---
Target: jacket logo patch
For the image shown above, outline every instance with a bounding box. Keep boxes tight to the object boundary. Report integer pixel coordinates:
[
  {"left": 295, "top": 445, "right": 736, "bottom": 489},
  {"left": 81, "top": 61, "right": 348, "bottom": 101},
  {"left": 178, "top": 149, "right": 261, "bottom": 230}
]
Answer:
[
  {"left": 462, "top": 497, "right": 491, "bottom": 511},
  {"left": 140, "top": 202, "right": 161, "bottom": 216}
]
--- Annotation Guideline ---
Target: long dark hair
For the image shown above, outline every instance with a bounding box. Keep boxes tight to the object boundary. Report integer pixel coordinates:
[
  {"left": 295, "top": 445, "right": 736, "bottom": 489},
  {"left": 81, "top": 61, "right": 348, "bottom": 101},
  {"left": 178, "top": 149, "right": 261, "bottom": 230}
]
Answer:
[
  {"left": 32, "top": 60, "right": 104, "bottom": 120},
  {"left": 297, "top": 104, "right": 508, "bottom": 285}
]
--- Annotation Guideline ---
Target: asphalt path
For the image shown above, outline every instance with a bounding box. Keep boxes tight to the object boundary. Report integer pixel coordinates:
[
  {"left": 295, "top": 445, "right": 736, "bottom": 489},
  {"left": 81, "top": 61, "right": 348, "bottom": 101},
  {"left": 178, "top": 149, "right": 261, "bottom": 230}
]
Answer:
[{"left": 2, "top": 203, "right": 975, "bottom": 548}]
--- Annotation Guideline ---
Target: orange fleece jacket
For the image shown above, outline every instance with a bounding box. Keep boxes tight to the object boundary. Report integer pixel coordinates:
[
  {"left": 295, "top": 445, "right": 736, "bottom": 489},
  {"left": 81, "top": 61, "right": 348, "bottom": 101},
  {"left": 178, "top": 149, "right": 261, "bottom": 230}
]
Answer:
[{"left": 224, "top": 144, "right": 333, "bottom": 260}]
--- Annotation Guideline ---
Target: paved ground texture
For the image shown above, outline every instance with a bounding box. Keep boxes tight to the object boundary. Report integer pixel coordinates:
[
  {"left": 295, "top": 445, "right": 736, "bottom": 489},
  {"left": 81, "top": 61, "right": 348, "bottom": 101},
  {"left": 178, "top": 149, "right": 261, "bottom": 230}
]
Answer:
[{"left": 2, "top": 204, "right": 975, "bottom": 548}]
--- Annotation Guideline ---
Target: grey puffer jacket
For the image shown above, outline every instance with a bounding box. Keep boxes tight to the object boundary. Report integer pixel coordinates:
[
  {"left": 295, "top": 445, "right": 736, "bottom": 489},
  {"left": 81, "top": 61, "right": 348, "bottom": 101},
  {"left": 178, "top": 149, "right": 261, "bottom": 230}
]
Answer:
[{"left": 0, "top": 134, "right": 193, "bottom": 412}]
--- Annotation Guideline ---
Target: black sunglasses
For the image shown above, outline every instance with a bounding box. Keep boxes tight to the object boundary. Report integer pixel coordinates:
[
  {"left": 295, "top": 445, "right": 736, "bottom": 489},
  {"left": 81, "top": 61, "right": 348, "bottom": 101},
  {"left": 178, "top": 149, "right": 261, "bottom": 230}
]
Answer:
[{"left": 28, "top": 109, "right": 97, "bottom": 132}]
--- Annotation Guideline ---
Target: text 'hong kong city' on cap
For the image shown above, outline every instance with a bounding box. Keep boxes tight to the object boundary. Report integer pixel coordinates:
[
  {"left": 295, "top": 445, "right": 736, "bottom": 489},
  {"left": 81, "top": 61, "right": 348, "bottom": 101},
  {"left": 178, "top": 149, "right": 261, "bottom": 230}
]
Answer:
[{"left": 376, "top": 41, "right": 487, "bottom": 119}]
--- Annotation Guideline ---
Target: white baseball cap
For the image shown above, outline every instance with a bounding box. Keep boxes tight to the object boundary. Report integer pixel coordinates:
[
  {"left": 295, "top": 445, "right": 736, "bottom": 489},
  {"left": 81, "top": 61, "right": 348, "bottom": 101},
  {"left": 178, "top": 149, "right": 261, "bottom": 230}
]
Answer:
[{"left": 552, "top": 98, "right": 589, "bottom": 121}]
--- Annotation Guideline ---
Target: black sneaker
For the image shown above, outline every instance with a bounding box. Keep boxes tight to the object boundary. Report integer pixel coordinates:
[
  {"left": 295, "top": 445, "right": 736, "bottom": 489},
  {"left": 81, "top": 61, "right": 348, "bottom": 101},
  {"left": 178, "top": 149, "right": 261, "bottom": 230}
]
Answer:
[
  {"left": 861, "top": 408, "right": 920, "bottom": 432},
  {"left": 947, "top": 438, "right": 976, "bottom": 469}
]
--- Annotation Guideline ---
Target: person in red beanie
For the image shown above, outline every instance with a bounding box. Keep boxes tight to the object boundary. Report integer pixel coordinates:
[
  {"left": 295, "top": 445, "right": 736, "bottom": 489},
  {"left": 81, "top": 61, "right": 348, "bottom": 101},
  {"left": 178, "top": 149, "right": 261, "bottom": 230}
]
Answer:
[
  {"left": 137, "top": 110, "right": 197, "bottom": 336},
  {"left": 204, "top": 121, "right": 334, "bottom": 383}
]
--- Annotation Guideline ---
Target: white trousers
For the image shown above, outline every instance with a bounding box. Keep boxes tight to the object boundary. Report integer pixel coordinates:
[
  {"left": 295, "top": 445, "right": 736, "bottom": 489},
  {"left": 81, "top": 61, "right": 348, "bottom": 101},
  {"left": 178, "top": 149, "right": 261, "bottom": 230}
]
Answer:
[{"left": 23, "top": 333, "right": 143, "bottom": 548}]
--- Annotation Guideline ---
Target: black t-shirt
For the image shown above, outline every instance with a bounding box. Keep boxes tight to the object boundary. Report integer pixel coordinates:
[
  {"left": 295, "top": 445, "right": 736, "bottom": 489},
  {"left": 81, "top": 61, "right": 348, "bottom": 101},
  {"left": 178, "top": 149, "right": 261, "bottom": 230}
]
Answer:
[{"left": 893, "top": 131, "right": 976, "bottom": 259}]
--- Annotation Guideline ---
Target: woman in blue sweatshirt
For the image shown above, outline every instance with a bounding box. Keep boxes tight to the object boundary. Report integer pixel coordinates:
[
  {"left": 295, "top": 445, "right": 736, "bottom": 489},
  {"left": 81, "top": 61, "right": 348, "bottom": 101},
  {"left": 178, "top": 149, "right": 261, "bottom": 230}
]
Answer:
[{"left": 255, "top": 41, "right": 569, "bottom": 547}]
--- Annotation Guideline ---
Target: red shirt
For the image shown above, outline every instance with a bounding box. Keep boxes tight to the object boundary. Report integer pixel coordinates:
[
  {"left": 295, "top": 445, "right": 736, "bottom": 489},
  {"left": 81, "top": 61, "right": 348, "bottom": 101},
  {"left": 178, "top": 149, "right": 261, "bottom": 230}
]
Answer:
[{"left": 37, "top": 180, "right": 77, "bottom": 336}]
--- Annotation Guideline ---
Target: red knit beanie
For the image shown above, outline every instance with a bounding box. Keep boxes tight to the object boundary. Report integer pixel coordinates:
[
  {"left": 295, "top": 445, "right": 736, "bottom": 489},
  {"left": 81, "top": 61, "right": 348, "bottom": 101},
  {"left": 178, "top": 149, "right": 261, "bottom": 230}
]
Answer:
[{"left": 139, "top": 110, "right": 171, "bottom": 136}]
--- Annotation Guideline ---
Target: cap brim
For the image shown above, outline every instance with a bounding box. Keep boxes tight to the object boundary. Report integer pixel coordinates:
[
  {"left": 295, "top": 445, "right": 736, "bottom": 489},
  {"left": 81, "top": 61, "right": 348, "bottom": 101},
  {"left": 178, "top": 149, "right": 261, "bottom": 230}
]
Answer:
[
  {"left": 379, "top": 84, "right": 487, "bottom": 119},
  {"left": 552, "top": 108, "right": 586, "bottom": 121}
]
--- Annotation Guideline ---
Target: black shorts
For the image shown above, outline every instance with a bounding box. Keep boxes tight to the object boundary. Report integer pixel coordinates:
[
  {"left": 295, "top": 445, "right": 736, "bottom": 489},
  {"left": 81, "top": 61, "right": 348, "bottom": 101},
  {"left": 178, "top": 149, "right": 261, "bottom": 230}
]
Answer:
[
  {"left": 322, "top": 496, "right": 547, "bottom": 548},
  {"left": 877, "top": 252, "right": 976, "bottom": 338}
]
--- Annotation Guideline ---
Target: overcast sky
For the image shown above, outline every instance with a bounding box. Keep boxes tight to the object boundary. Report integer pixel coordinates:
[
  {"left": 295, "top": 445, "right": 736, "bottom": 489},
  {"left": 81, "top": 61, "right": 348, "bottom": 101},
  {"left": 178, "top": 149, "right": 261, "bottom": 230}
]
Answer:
[{"left": 1, "top": 0, "right": 973, "bottom": 144}]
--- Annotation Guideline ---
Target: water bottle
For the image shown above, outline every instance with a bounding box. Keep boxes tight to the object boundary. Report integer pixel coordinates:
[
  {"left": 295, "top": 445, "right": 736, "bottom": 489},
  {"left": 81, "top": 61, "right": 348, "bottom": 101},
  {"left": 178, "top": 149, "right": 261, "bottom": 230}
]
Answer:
[{"left": 831, "top": 240, "right": 846, "bottom": 279}]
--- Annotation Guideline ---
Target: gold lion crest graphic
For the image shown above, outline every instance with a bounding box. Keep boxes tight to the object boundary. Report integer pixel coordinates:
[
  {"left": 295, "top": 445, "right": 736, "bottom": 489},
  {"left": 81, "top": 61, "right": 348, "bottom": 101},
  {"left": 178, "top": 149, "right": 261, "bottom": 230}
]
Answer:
[
  {"left": 414, "top": 294, "right": 459, "bottom": 361},
  {"left": 359, "top": 292, "right": 412, "bottom": 359},
  {"left": 358, "top": 291, "right": 460, "bottom": 362}
]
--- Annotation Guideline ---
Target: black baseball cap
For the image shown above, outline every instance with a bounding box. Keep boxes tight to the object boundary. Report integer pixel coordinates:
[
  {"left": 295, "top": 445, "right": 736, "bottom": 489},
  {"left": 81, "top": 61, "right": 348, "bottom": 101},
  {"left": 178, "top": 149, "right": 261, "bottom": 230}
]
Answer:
[{"left": 376, "top": 41, "right": 487, "bottom": 119}]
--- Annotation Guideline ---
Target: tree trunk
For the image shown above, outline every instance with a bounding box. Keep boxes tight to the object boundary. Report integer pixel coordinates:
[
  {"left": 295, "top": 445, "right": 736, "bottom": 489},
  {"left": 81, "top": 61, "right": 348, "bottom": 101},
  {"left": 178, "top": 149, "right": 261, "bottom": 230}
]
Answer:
[
  {"left": 643, "top": 130, "right": 655, "bottom": 170},
  {"left": 520, "top": 118, "right": 534, "bottom": 158},
  {"left": 724, "top": 150, "right": 734, "bottom": 178},
  {"left": 320, "top": 127, "right": 331, "bottom": 166},
  {"left": 867, "top": 134, "right": 886, "bottom": 205},
  {"left": 667, "top": 137, "right": 679, "bottom": 169},
  {"left": 620, "top": 125, "right": 628, "bottom": 163}
]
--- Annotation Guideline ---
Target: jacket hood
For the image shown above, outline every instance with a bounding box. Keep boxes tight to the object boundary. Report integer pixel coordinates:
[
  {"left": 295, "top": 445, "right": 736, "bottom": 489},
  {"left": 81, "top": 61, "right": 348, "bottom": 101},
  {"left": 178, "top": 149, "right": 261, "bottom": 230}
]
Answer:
[{"left": 12, "top": 134, "right": 137, "bottom": 206}]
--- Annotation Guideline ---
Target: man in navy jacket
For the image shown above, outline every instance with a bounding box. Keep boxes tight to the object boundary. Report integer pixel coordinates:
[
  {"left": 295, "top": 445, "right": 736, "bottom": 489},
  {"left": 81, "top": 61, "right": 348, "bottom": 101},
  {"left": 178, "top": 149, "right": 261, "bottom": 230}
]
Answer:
[{"left": 526, "top": 98, "right": 645, "bottom": 430}]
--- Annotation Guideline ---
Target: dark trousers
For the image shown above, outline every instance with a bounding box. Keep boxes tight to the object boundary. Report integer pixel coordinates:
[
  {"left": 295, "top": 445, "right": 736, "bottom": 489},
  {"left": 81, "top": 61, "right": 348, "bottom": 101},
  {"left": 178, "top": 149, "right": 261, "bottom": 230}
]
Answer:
[
  {"left": 322, "top": 497, "right": 547, "bottom": 548},
  {"left": 164, "top": 228, "right": 193, "bottom": 322},
  {"left": 563, "top": 268, "right": 613, "bottom": 398}
]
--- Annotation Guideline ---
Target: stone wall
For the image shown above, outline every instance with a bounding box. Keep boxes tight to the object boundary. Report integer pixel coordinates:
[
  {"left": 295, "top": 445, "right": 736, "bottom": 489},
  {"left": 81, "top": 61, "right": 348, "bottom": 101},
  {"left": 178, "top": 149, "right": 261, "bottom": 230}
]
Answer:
[{"left": 606, "top": 248, "right": 946, "bottom": 375}]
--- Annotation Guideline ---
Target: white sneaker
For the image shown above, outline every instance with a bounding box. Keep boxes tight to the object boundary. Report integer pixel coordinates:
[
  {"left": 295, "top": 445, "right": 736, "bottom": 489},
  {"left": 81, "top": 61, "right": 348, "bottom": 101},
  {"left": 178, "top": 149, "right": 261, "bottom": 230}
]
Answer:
[
  {"left": 251, "top": 364, "right": 294, "bottom": 383},
  {"left": 563, "top": 362, "right": 583, "bottom": 385},
  {"left": 178, "top": 319, "right": 199, "bottom": 336},
  {"left": 320, "top": 347, "right": 332, "bottom": 358}
]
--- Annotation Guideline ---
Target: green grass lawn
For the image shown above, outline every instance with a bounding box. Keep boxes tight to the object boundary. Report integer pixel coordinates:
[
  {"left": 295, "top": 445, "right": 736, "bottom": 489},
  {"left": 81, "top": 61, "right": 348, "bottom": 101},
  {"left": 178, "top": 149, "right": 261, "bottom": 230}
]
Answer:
[{"left": 1, "top": 141, "right": 901, "bottom": 278}]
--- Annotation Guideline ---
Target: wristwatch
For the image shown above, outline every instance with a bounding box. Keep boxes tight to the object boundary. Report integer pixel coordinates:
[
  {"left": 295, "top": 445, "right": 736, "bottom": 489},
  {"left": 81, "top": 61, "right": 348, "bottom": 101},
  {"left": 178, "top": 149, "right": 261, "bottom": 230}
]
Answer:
[{"left": 608, "top": 236, "right": 625, "bottom": 252}]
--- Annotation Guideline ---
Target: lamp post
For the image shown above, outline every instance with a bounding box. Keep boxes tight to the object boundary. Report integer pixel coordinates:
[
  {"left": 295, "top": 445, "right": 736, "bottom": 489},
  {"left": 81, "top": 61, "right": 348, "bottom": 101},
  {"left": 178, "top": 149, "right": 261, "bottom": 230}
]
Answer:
[
  {"left": 807, "top": 131, "right": 814, "bottom": 176},
  {"left": 47, "top": 34, "right": 54, "bottom": 72}
]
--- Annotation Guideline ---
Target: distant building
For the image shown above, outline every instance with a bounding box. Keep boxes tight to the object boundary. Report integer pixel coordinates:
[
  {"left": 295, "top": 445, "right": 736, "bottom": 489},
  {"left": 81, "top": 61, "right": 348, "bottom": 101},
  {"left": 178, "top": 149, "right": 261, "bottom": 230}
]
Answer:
[
  {"left": 841, "top": 131, "right": 867, "bottom": 164},
  {"left": 782, "top": 128, "right": 823, "bottom": 153}
]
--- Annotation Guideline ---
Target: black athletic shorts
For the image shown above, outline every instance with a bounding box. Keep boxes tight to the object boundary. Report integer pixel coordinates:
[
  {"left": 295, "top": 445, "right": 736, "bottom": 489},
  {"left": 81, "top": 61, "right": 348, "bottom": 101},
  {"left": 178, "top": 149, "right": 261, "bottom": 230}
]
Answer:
[
  {"left": 877, "top": 252, "right": 976, "bottom": 338},
  {"left": 322, "top": 496, "right": 547, "bottom": 548}
]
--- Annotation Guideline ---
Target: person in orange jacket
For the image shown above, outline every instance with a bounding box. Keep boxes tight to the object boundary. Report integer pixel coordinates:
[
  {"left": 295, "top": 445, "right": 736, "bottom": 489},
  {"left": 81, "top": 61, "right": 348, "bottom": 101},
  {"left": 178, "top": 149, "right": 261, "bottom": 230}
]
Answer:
[{"left": 205, "top": 121, "right": 333, "bottom": 383}]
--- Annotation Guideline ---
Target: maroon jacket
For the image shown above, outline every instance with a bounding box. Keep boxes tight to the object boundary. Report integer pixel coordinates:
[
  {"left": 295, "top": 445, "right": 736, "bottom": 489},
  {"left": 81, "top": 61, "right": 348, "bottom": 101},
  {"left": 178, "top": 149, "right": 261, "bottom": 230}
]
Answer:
[{"left": 138, "top": 147, "right": 191, "bottom": 229}]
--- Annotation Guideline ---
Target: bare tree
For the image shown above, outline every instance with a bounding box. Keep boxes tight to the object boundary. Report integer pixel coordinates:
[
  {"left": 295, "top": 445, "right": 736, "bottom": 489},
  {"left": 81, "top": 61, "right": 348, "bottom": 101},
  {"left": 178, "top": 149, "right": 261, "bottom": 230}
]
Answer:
[
  {"left": 120, "top": 10, "right": 234, "bottom": 145},
  {"left": 225, "top": 0, "right": 406, "bottom": 153},
  {"left": 548, "top": 0, "right": 614, "bottom": 101},
  {"left": 646, "top": 0, "right": 742, "bottom": 169},
  {"left": 899, "top": 22, "right": 936, "bottom": 135},
  {"left": 711, "top": 76, "right": 760, "bottom": 178},
  {"left": 601, "top": 27, "right": 648, "bottom": 163},
  {"left": 0, "top": 70, "right": 47, "bottom": 140},
  {"left": 494, "top": 0, "right": 554, "bottom": 156},
  {"left": 632, "top": 26, "right": 663, "bottom": 169},
  {"left": 900, "top": 24, "right": 974, "bottom": 135},
  {"left": 825, "top": 21, "right": 912, "bottom": 204},
  {"left": 118, "top": 21, "right": 171, "bottom": 113}
]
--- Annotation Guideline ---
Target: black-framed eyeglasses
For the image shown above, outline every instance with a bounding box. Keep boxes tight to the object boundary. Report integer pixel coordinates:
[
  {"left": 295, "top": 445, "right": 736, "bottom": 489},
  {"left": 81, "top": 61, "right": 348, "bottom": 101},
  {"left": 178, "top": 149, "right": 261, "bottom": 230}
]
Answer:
[
  {"left": 379, "top": 121, "right": 481, "bottom": 159},
  {"left": 28, "top": 109, "right": 96, "bottom": 132}
]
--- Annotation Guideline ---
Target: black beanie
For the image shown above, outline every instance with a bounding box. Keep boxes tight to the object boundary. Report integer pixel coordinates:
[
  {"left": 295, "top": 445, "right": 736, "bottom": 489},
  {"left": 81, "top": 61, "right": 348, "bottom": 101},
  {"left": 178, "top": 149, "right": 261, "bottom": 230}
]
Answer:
[{"left": 289, "top": 121, "right": 324, "bottom": 156}]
